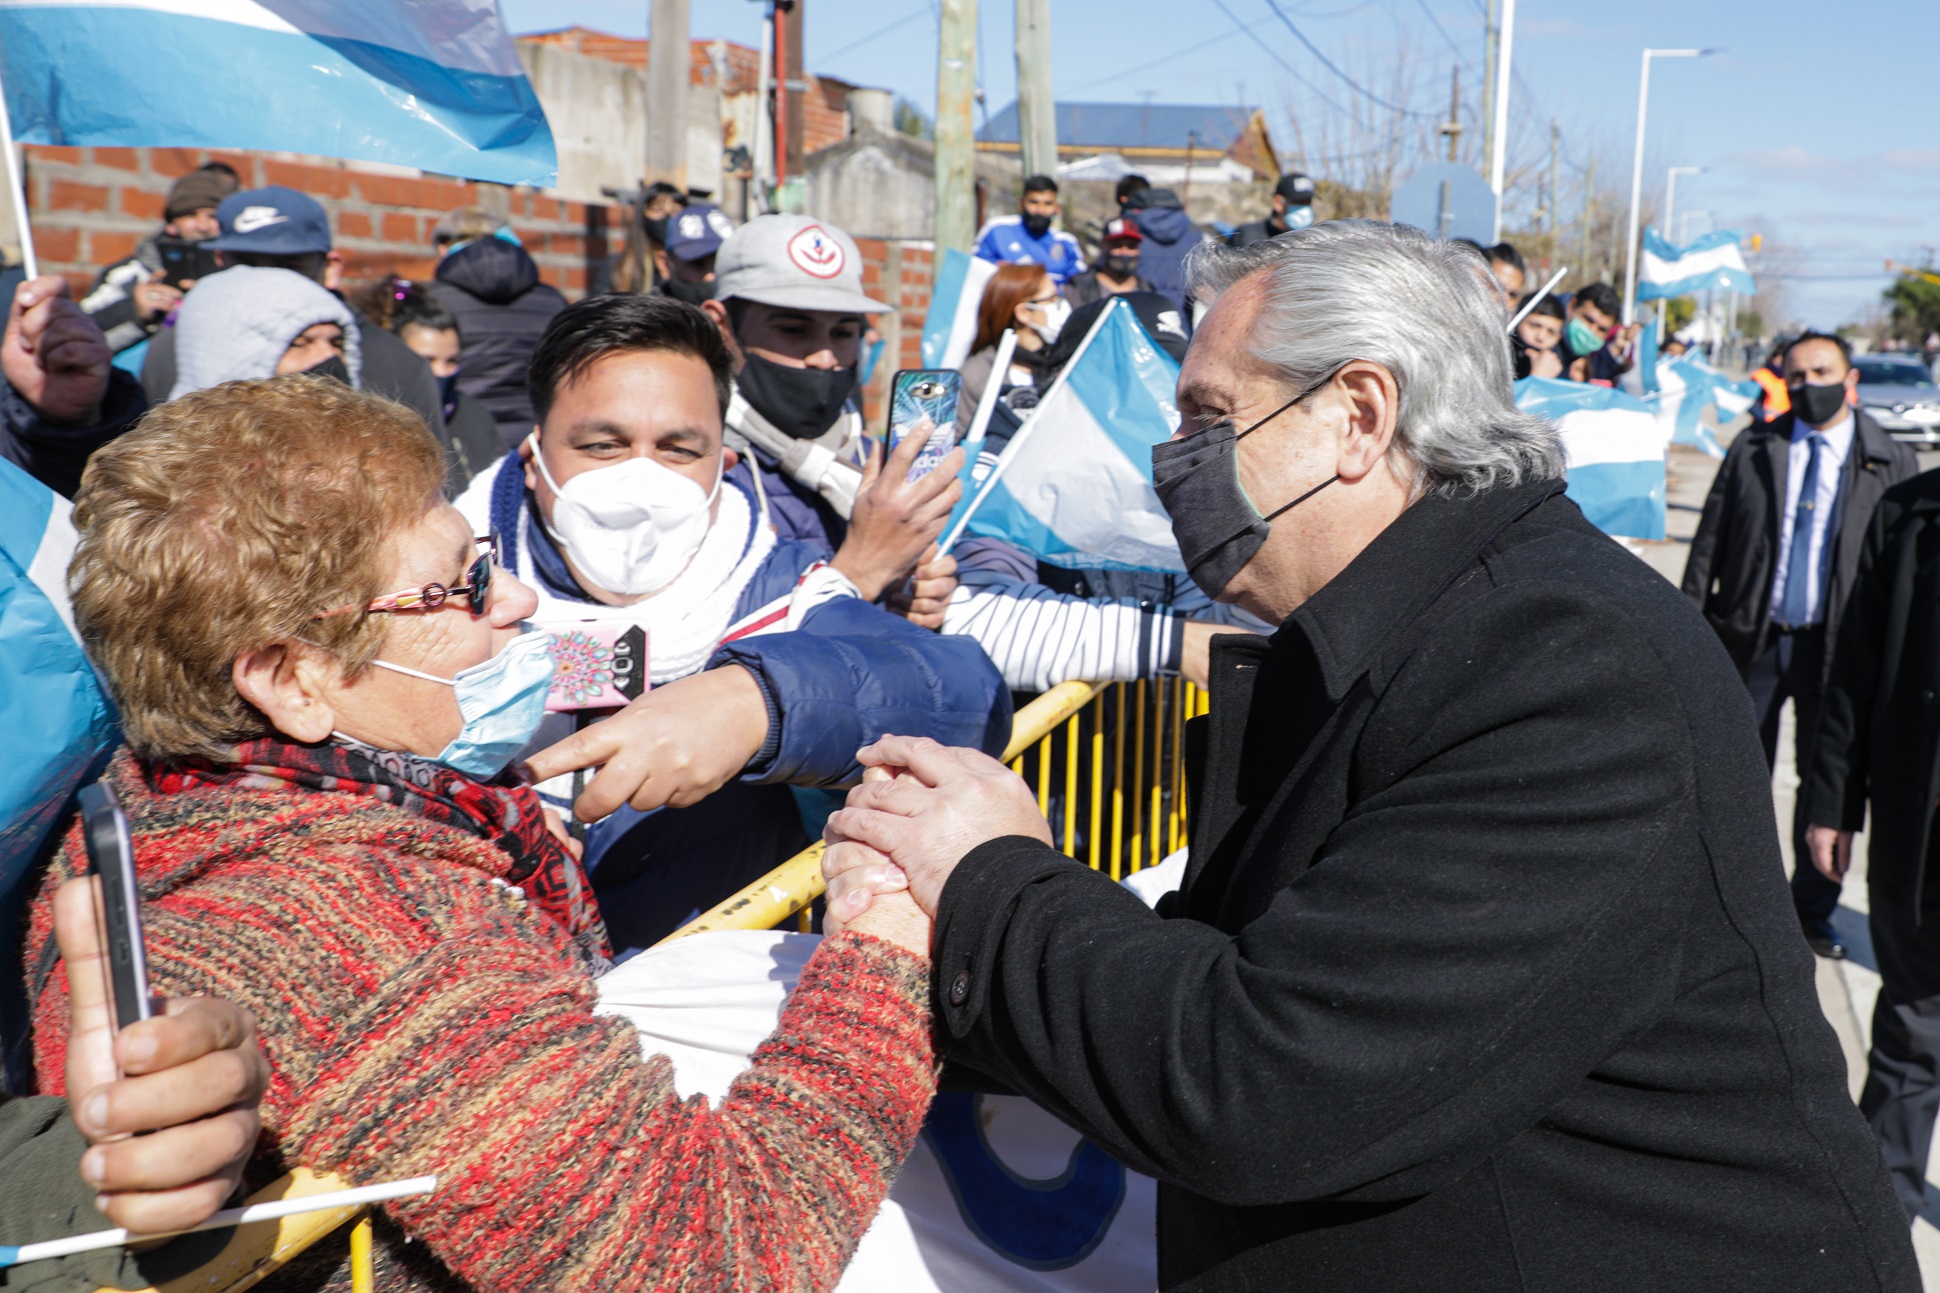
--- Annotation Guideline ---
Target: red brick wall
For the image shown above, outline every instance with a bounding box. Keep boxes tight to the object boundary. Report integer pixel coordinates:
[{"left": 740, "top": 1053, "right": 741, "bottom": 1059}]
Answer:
[
  {"left": 20, "top": 145, "right": 624, "bottom": 299},
  {"left": 853, "top": 237, "right": 935, "bottom": 428}
]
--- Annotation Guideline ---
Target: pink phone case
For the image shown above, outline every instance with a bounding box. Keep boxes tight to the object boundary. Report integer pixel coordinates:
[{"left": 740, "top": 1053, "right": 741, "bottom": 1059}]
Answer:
[{"left": 545, "top": 622, "right": 649, "bottom": 712}]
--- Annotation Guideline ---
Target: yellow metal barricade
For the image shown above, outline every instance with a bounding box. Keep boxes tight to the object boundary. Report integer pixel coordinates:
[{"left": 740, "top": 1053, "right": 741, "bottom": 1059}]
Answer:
[
  {"left": 99, "top": 1169, "right": 376, "bottom": 1293},
  {"left": 667, "top": 677, "right": 1205, "bottom": 940}
]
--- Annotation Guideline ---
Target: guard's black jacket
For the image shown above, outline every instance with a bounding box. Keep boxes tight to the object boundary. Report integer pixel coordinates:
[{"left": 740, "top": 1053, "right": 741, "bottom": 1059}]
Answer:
[
  {"left": 934, "top": 477, "right": 1915, "bottom": 1292},
  {"left": 1804, "top": 467, "right": 1940, "bottom": 923},
  {"left": 1680, "top": 409, "right": 1917, "bottom": 674}
]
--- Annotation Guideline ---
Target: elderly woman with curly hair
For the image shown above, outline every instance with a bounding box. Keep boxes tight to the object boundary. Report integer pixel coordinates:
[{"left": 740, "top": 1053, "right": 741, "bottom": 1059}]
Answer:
[{"left": 24, "top": 373, "right": 935, "bottom": 1292}]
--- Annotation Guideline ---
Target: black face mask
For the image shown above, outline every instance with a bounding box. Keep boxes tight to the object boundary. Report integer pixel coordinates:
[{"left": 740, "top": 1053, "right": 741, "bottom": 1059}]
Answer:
[
  {"left": 643, "top": 213, "right": 672, "bottom": 245},
  {"left": 1021, "top": 212, "right": 1053, "bottom": 238},
  {"left": 659, "top": 277, "right": 717, "bottom": 307},
  {"left": 304, "top": 354, "right": 353, "bottom": 388},
  {"left": 1103, "top": 253, "right": 1140, "bottom": 278},
  {"left": 1151, "top": 369, "right": 1342, "bottom": 599},
  {"left": 1790, "top": 379, "right": 1849, "bottom": 427},
  {"left": 435, "top": 370, "right": 460, "bottom": 417},
  {"left": 737, "top": 352, "right": 857, "bottom": 441}
]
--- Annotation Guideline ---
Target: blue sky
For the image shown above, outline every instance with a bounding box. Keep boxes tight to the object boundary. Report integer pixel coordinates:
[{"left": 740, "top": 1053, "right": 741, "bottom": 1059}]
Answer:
[{"left": 500, "top": 0, "right": 1934, "bottom": 327}]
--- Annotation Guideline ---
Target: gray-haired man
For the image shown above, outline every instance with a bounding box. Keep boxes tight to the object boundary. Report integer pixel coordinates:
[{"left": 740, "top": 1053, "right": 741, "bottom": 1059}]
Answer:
[{"left": 822, "top": 221, "right": 1915, "bottom": 1291}]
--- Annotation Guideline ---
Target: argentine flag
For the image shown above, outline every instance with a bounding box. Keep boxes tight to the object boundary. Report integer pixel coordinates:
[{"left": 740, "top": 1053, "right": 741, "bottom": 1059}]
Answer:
[
  {"left": 0, "top": 0, "right": 557, "bottom": 186},
  {"left": 947, "top": 297, "right": 1185, "bottom": 573},
  {"left": 1652, "top": 356, "right": 1758, "bottom": 459},
  {"left": 922, "top": 247, "right": 998, "bottom": 370},
  {"left": 1517, "top": 378, "right": 1669, "bottom": 541},
  {"left": 1636, "top": 228, "right": 1756, "bottom": 301}
]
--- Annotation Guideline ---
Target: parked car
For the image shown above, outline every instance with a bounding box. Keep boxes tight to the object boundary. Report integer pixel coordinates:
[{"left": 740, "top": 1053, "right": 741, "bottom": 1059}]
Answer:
[{"left": 1856, "top": 354, "right": 1940, "bottom": 440}]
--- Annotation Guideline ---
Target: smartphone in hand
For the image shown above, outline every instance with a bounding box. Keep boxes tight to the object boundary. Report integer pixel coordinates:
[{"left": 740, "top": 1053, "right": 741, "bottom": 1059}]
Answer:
[
  {"left": 77, "top": 782, "right": 152, "bottom": 1032},
  {"left": 886, "top": 369, "right": 961, "bottom": 482}
]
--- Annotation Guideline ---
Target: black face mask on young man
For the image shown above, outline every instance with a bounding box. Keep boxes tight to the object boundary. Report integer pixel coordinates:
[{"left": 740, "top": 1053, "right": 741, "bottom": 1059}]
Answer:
[
  {"left": 1021, "top": 212, "right": 1054, "bottom": 239},
  {"left": 1790, "top": 379, "right": 1850, "bottom": 428},
  {"left": 658, "top": 278, "right": 716, "bottom": 307},
  {"left": 1103, "top": 253, "right": 1140, "bottom": 278},
  {"left": 304, "top": 354, "right": 353, "bottom": 388},
  {"left": 1151, "top": 367, "right": 1343, "bottom": 599},
  {"left": 737, "top": 352, "right": 857, "bottom": 441}
]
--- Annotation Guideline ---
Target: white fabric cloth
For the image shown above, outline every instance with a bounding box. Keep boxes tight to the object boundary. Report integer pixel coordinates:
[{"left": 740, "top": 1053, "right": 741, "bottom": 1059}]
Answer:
[
  {"left": 168, "top": 264, "right": 361, "bottom": 400},
  {"left": 1769, "top": 409, "right": 1855, "bottom": 626},
  {"left": 595, "top": 930, "right": 1157, "bottom": 1292}
]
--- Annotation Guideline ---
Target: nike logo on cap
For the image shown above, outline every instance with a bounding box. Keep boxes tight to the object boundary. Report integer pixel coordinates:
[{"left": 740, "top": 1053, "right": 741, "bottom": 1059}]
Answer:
[{"left": 232, "top": 206, "right": 290, "bottom": 233}]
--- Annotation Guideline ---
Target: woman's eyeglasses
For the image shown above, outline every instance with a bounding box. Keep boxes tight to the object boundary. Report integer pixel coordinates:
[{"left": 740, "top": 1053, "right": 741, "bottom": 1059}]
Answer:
[{"left": 313, "top": 535, "right": 498, "bottom": 619}]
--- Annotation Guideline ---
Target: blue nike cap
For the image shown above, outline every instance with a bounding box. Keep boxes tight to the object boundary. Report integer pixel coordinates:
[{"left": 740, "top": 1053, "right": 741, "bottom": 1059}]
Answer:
[{"left": 208, "top": 186, "right": 332, "bottom": 255}]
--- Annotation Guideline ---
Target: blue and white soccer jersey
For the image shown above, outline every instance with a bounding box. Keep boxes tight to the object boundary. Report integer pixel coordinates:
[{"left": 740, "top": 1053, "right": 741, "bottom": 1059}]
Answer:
[{"left": 972, "top": 215, "right": 1086, "bottom": 284}]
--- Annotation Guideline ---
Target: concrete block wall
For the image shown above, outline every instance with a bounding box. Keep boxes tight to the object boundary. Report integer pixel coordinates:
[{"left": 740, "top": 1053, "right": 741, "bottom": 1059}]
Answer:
[{"left": 19, "top": 145, "right": 627, "bottom": 298}]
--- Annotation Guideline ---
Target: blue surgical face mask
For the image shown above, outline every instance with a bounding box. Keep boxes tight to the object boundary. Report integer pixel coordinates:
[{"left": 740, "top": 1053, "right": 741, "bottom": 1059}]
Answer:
[{"left": 369, "top": 629, "right": 556, "bottom": 779}]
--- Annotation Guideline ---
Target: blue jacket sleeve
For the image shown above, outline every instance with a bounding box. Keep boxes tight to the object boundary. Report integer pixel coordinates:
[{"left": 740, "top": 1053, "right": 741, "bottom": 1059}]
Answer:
[{"left": 708, "top": 597, "right": 1012, "bottom": 788}]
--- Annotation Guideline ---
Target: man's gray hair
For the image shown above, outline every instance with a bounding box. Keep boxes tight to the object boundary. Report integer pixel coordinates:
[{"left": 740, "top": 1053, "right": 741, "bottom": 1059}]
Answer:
[{"left": 1185, "top": 220, "right": 1564, "bottom": 497}]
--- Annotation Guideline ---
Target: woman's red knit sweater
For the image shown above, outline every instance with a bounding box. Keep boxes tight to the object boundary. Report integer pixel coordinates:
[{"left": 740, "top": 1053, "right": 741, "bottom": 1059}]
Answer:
[{"left": 26, "top": 753, "right": 937, "bottom": 1292}]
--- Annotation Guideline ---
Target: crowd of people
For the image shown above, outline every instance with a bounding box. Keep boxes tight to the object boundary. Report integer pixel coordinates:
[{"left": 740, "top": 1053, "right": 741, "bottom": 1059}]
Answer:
[{"left": 0, "top": 163, "right": 1928, "bottom": 1293}]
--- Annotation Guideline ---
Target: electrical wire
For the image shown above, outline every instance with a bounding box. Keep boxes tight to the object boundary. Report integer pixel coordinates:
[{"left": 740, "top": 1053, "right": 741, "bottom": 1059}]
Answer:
[
  {"left": 812, "top": 4, "right": 930, "bottom": 66},
  {"left": 1260, "top": 0, "right": 1436, "bottom": 118},
  {"left": 1207, "top": 0, "right": 1363, "bottom": 120},
  {"left": 1066, "top": 19, "right": 1275, "bottom": 93}
]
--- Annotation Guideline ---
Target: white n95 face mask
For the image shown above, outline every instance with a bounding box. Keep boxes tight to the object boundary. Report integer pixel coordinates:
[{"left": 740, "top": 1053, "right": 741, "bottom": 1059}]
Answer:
[{"left": 528, "top": 433, "right": 721, "bottom": 597}]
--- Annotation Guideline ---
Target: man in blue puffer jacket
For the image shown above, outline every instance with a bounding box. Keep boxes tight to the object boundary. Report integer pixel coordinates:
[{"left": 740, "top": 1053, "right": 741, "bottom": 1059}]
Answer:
[
  {"left": 458, "top": 293, "right": 1009, "bottom": 951},
  {"left": 1124, "top": 187, "right": 1206, "bottom": 318}
]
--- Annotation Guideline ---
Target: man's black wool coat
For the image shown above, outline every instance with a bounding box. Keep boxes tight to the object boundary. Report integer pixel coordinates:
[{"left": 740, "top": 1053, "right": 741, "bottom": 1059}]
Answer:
[
  {"left": 1680, "top": 408, "right": 1917, "bottom": 675},
  {"left": 1804, "top": 467, "right": 1940, "bottom": 923},
  {"left": 933, "top": 476, "right": 1916, "bottom": 1292}
]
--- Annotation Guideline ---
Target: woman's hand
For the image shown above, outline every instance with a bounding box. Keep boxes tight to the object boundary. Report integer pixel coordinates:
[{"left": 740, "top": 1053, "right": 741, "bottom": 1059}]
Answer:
[
  {"left": 822, "top": 737, "right": 1051, "bottom": 917},
  {"left": 55, "top": 878, "right": 269, "bottom": 1234}
]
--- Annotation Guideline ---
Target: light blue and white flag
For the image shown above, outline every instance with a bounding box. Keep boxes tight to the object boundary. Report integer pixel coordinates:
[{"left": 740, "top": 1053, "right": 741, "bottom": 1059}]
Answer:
[
  {"left": 1517, "top": 377, "right": 1669, "bottom": 540},
  {"left": 1636, "top": 228, "right": 1756, "bottom": 301},
  {"left": 0, "top": 458, "right": 116, "bottom": 907},
  {"left": 922, "top": 248, "right": 998, "bottom": 370},
  {"left": 0, "top": 0, "right": 556, "bottom": 186},
  {"left": 1652, "top": 355, "right": 1758, "bottom": 458},
  {"left": 945, "top": 297, "right": 1185, "bottom": 572}
]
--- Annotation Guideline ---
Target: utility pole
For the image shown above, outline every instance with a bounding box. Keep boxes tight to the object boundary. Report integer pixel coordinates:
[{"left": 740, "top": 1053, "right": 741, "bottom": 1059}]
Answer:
[
  {"left": 1487, "top": 0, "right": 1515, "bottom": 240},
  {"left": 1546, "top": 120, "right": 1559, "bottom": 242},
  {"left": 645, "top": 0, "right": 690, "bottom": 190},
  {"left": 1479, "top": 0, "right": 1498, "bottom": 180},
  {"left": 1579, "top": 152, "right": 1595, "bottom": 282},
  {"left": 771, "top": 2, "right": 789, "bottom": 184},
  {"left": 935, "top": 0, "right": 978, "bottom": 255},
  {"left": 782, "top": 0, "right": 805, "bottom": 181},
  {"left": 1437, "top": 65, "right": 1463, "bottom": 162},
  {"left": 1015, "top": 0, "right": 1058, "bottom": 183}
]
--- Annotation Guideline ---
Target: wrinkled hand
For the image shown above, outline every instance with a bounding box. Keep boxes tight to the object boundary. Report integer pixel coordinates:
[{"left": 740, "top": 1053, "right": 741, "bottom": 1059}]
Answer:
[
  {"left": 834, "top": 434, "right": 964, "bottom": 602},
  {"left": 822, "top": 735, "right": 1050, "bottom": 917},
  {"left": 825, "top": 781, "right": 933, "bottom": 960},
  {"left": 3, "top": 276, "right": 111, "bottom": 424},
  {"left": 523, "top": 664, "right": 770, "bottom": 822},
  {"left": 56, "top": 878, "right": 268, "bottom": 1235},
  {"left": 1807, "top": 825, "right": 1854, "bottom": 883},
  {"left": 884, "top": 546, "right": 958, "bottom": 630},
  {"left": 131, "top": 274, "right": 183, "bottom": 323}
]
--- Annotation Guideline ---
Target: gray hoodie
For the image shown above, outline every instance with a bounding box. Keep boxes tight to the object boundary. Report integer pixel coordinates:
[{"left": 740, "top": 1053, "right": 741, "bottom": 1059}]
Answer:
[{"left": 169, "top": 265, "right": 361, "bottom": 401}]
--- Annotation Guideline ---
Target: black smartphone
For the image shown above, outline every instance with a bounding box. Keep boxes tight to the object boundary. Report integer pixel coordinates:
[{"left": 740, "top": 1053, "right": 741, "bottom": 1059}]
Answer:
[
  {"left": 153, "top": 237, "right": 219, "bottom": 291},
  {"left": 885, "top": 369, "right": 962, "bottom": 482},
  {"left": 77, "top": 782, "right": 152, "bottom": 1032}
]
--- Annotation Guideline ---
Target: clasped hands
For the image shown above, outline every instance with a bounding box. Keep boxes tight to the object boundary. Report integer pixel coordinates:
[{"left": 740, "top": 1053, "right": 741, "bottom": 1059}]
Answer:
[{"left": 820, "top": 736, "right": 1053, "bottom": 952}]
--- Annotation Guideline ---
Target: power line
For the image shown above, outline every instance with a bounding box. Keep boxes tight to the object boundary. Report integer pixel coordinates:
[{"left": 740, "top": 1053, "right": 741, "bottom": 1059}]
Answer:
[
  {"left": 1207, "top": 0, "right": 1363, "bottom": 120},
  {"left": 1413, "top": 0, "right": 1473, "bottom": 64},
  {"left": 812, "top": 4, "right": 930, "bottom": 66},
  {"left": 1067, "top": 18, "right": 1275, "bottom": 94},
  {"left": 1260, "top": 0, "right": 1436, "bottom": 118}
]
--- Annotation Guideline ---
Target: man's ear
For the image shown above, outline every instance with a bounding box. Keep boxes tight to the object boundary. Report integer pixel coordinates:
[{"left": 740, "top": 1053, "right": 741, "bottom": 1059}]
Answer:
[
  {"left": 700, "top": 299, "right": 745, "bottom": 369},
  {"left": 232, "top": 641, "right": 338, "bottom": 745},
  {"left": 1333, "top": 361, "right": 1401, "bottom": 484},
  {"left": 722, "top": 446, "right": 740, "bottom": 474}
]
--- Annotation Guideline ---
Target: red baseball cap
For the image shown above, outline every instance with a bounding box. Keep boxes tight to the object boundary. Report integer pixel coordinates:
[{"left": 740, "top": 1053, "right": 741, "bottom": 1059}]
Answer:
[{"left": 1103, "top": 216, "right": 1144, "bottom": 243}]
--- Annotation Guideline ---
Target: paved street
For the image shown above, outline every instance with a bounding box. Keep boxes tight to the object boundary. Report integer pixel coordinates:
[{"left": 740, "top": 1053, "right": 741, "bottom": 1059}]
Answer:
[{"left": 1640, "top": 437, "right": 1940, "bottom": 1286}]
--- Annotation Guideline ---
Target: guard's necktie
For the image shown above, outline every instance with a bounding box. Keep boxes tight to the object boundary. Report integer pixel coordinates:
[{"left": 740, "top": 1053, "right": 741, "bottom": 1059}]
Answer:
[{"left": 1779, "top": 433, "right": 1825, "bottom": 627}]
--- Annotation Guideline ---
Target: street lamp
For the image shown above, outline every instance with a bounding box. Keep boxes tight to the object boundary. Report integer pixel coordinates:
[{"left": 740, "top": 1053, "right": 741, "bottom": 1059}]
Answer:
[
  {"left": 1621, "top": 47, "right": 1718, "bottom": 324},
  {"left": 1664, "top": 166, "right": 1703, "bottom": 243}
]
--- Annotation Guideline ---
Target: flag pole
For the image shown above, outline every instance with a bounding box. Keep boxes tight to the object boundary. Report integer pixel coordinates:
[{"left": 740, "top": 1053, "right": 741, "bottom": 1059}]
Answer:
[
  {"left": 938, "top": 300, "right": 1122, "bottom": 556},
  {"left": 1506, "top": 265, "right": 1568, "bottom": 334},
  {"left": 0, "top": 63, "right": 36, "bottom": 279}
]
